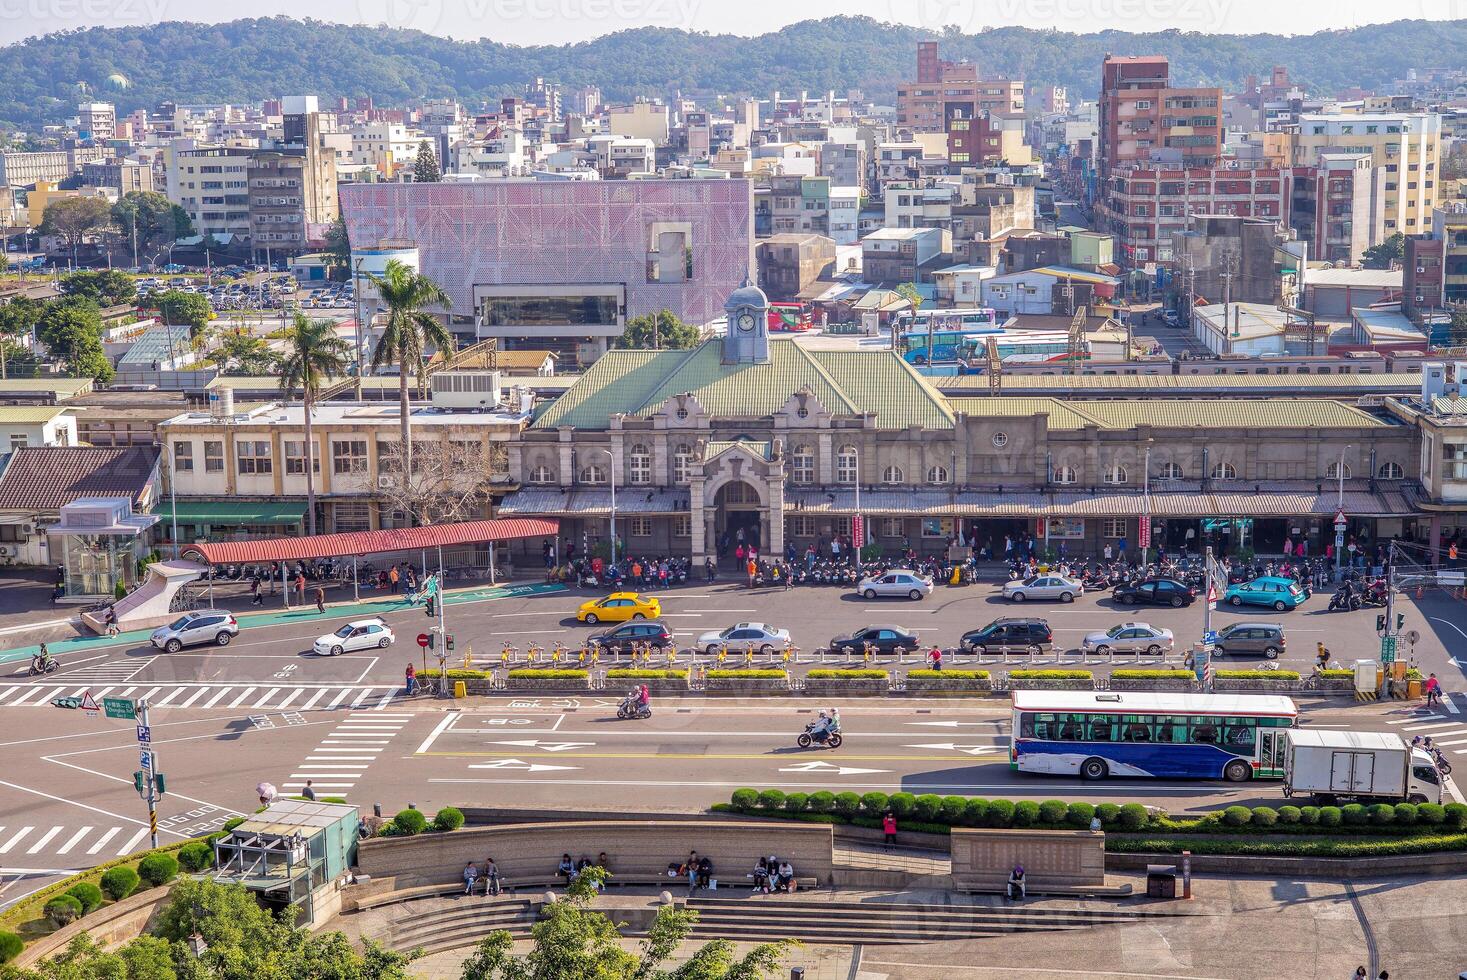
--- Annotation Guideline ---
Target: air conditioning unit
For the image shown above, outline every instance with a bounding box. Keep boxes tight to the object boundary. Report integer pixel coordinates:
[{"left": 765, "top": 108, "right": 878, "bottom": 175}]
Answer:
[
  {"left": 20, "top": 524, "right": 34, "bottom": 536},
  {"left": 0, "top": 545, "right": 14, "bottom": 557},
  {"left": 377, "top": 475, "right": 394, "bottom": 489}
]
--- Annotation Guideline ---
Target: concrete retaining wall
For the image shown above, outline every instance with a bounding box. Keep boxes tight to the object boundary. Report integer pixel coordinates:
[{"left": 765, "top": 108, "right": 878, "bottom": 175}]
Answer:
[
  {"left": 1105, "top": 848, "right": 1467, "bottom": 878},
  {"left": 950, "top": 828, "right": 1106, "bottom": 890},
  {"left": 12, "top": 886, "right": 173, "bottom": 970}
]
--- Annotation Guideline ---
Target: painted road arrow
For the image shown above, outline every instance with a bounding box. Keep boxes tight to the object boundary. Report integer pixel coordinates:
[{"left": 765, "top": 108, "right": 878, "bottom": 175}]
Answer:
[
  {"left": 488, "top": 740, "right": 595, "bottom": 752},
  {"left": 905, "top": 721, "right": 993, "bottom": 728},
  {"left": 778, "top": 760, "right": 889, "bottom": 776},
  {"left": 906, "top": 742, "right": 1005, "bottom": 755},
  {"left": 468, "top": 758, "right": 580, "bottom": 773}
]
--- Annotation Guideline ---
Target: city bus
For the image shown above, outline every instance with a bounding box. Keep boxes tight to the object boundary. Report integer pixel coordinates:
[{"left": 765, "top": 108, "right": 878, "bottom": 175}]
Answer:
[
  {"left": 1010, "top": 691, "right": 1298, "bottom": 782},
  {"left": 896, "top": 308, "right": 1000, "bottom": 364},
  {"left": 768, "top": 302, "right": 813, "bottom": 332}
]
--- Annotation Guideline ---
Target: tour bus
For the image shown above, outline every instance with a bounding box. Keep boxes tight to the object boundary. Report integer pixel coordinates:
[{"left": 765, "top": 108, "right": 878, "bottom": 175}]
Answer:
[
  {"left": 1010, "top": 691, "right": 1299, "bottom": 782},
  {"left": 768, "top": 302, "right": 813, "bottom": 332},
  {"left": 896, "top": 308, "right": 1000, "bottom": 364}
]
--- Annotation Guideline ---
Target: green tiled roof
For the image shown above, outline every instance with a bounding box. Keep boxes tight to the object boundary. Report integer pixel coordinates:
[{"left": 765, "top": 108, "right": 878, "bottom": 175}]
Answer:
[
  {"left": 532, "top": 340, "right": 954, "bottom": 430},
  {"left": 948, "top": 397, "right": 1390, "bottom": 430},
  {"left": 948, "top": 397, "right": 1101, "bottom": 430}
]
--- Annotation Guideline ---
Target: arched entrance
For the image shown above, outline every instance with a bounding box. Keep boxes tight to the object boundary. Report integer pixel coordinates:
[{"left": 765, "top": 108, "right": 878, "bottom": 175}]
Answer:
[{"left": 713, "top": 480, "right": 763, "bottom": 561}]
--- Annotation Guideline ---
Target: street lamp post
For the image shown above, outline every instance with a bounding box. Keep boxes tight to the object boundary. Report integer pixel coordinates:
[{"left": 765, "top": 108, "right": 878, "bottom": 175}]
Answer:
[
  {"left": 600, "top": 448, "right": 617, "bottom": 566},
  {"left": 1141, "top": 440, "right": 1152, "bottom": 568},
  {"left": 852, "top": 446, "right": 861, "bottom": 577},
  {"left": 1334, "top": 445, "right": 1350, "bottom": 580},
  {"left": 160, "top": 442, "right": 179, "bottom": 560}
]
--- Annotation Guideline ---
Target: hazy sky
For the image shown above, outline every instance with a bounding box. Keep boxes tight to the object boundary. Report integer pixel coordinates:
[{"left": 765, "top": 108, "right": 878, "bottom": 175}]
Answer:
[{"left": 0, "top": 0, "right": 1460, "bottom": 47}]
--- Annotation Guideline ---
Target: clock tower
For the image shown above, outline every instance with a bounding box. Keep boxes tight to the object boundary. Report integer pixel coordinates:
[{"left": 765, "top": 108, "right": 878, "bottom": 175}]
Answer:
[{"left": 721, "top": 274, "right": 770, "bottom": 365}]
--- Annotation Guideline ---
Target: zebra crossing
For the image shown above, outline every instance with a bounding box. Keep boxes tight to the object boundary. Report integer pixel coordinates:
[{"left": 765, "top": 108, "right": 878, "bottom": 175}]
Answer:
[
  {"left": 1385, "top": 705, "right": 1467, "bottom": 754},
  {"left": 0, "top": 823, "right": 154, "bottom": 871},
  {"left": 281, "top": 711, "right": 412, "bottom": 797},
  {"left": 0, "top": 682, "right": 401, "bottom": 711}
]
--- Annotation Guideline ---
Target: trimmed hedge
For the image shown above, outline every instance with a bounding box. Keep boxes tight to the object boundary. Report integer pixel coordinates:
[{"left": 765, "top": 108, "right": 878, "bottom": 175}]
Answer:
[
  {"left": 1009, "top": 670, "right": 1092, "bottom": 679},
  {"left": 42, "top": 896, "right": 82, "bottom": 929},
  {"left": 63, "top": 883, "right": 102, "bottom": 915},
  {"left": 907, "top": 669, "right": 990, "bottom": 679},
  {"left": 705, "top": 669, "right": 788, "bottom": 679},
  {"left": 806, "top": 669, "right": 889, "bottom": 679},
  {"left": 221, "top": 817, "right": 246, "bottom": 833},
  {"left": 506, "top": 669, "right": 589, "bottom": 680},
  {"left": 605, "top": 669, "right": 688, "bottom": 679},
  {"left": 176, "top": 842, "right": 214, "bottom": 873},
  {"left": 1111, "top": 670, "right": 1193, "bottom": 680},
  {"left": 137, "top": 853, "right": 178, "bottom": 887},
  {"left": 1318, "top": 669, "right": 1355, "bottom": 679},
  {"left": 1108, "top": 833, "right": 1467, "bottom": 858},
  {"left": 99, "top": 866, "right": 139, "bottom": 902},
  {"left": 433, "top": 806, "right": 465, "bottom": 832},
  {"left": 1216, "top": 669, "right": 1301, "bottom": 680},
  {"left": 390, "top": 807, "right": 428, "bottom": 836},
  {"left": 420, "top": 668, "right": 490, "bottom": 680}
]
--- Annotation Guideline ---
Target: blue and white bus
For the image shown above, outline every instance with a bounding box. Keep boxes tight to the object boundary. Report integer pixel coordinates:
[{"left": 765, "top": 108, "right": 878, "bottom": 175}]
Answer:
[{"left": 1010, "top": 691, "right": 1298, "bottom": 782}]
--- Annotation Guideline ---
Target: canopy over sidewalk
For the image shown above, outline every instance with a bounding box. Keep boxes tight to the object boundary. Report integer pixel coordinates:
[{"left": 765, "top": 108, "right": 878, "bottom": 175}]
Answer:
[{"left": 182, "top": 517, "right": 559, "bottom": 565}]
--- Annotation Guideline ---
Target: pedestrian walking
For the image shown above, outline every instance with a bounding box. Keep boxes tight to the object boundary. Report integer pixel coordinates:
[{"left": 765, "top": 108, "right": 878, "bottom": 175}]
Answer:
[
  {"left": 882, "top": 811, "right": 897, "bottom": 851},
  {"left": 389, "top": 565, "right": 401, "bottom": 594},
  {"left": 746, "top": 557, "right": 758, "bottom": 589},
  {"left": 301, "top": 780, "right": 316, "bottom": 801},
  {"left": 294, "top": 570, "right": 306, "bottom": 601},
  {"left": 314, "top": 587, "right": 325, "bottom": 615},
  {"left": 250, "top": 575, "right": 261, "bottom": 598},
  {"left": 1425, "top": 672, "right": 1443, "bottom": 708},
  {"left": 543, "top": 540, "right": 554, "bottom": 569},
  {"left": 928, "top": 645, "right": 943, "bottom": 671}
]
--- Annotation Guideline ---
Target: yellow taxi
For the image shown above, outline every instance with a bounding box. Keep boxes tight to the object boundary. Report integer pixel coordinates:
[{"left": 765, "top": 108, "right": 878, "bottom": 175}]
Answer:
[{"left": 576, "top": 592, "right": 661, "bottom": 624}]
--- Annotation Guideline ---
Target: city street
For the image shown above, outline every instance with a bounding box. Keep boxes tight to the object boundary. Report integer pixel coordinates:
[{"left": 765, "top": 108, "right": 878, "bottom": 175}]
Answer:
[{"left": 3, "top": 575, "right": 1467, "bottom": 909}]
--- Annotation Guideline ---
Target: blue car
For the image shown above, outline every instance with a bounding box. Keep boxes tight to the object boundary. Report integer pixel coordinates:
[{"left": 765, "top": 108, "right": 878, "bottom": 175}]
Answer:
[{"left": 1223, "top": 576, "right": 1308, "bottom": 611}]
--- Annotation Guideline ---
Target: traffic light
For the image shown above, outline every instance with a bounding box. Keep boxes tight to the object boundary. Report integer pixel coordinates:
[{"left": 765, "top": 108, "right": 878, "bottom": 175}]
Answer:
[
  {"left": 132, "top": 771, "right": 145, "bottom": 795},
  {"left": 1396, "top": 613, "right": 1406, "bottom": 631},
  {"left": 425, "top": 595, "right": 435, "bottom": 617},
  {"left": 445, "top": 635, "right": 455, "bottom": 652},
  {"left": 154, "top": 773, "right": 166, "bottom": 796},
  {"left": 1376, "top": 614, "right": 1386, "bottom": 633},
  {"left": 426, "top": 633, "right": 436, "bottom": 651}
]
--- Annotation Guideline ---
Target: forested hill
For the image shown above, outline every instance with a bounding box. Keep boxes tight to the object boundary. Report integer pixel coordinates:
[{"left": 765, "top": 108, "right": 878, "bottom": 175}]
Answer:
[{"left": 1, "top": 16, "right": 1463, "bottom": 133}]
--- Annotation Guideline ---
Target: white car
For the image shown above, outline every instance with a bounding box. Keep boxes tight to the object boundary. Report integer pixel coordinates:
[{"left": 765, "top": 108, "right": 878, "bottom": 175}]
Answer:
[
  {"left": 1002, "top": 574, "right": 1083, "bottom": 603},
  {"left": 313, "top": 618, "right": 395, "bottom": 656},
  {"left": 856, "top": 570, "right": 934, "bottom": 600},
  {"left": 695, "top": 622, "right": 792, "bottom": 656}
]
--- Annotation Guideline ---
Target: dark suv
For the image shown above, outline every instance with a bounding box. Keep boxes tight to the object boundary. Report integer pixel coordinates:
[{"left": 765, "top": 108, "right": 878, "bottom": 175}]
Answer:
[
  {"left": 586, "top": 621, "right": 674, "bottom": 654},
  {"left": 827, "top": 625, "right": 920, "bottom": 655},
  {"left": 960, "top": 618, "right": 1053, "bottom": 655},
  {"left": 1212, "top": 622, "right": 1285, "bottom": 660},
  {"left": 1111, "top": 578, "right": 1196, "bottom": 608}
]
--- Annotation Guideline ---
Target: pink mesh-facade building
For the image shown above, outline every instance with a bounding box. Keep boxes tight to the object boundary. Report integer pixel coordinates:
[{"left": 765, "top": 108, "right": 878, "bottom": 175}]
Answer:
[{"left": 340, "top": 179, "right": 755, "bottom": 357}]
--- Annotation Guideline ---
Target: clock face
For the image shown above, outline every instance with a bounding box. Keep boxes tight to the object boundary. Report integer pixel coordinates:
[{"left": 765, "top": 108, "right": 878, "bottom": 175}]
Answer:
[{"left": 737, "top": 312, "right": 756, "bottom": 332}]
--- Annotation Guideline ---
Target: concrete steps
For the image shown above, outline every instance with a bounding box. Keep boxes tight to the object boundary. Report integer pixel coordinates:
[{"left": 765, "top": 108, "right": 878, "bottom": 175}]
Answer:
[{"left": 382, "top": 897, "right": 537, "bottom": 955}]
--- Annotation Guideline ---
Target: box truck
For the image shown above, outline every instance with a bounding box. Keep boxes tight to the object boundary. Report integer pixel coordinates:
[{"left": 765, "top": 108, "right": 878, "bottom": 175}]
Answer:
[{"left": 1282, "top": 730, "right": 1442, "bottom": 805}]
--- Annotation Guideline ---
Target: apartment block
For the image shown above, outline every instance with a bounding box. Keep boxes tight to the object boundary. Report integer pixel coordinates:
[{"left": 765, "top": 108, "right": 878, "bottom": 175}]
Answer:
[
  {"left": 81, "top": 161, "right": 154, "bottom": 195},
  {"left": 897, "top": 41, "right": 1024, "bottom": 134},
  {"left": 756, "top": 233, "right": 836, "bottom": 301},
  {"left": 1098, "top": 56, "right": 1222, "bottom": 181},
  {"left": 1288, "top": 154, "right": 1384, "bottom": 265},
  {"left": 0, "top": 147, "right": 107, "bottom": 188},
  {"left": 168, "top": 145, "right": 253, "bottom": 239},
  {"left": 1434, "top": 203, "right": 1467, "bottom": 305},
  {"left": 77, "top": 102, "right": 116, "bottom": 142},
  {"left": 1102, "top": 165, "right": 1289, "bottom": 265},
  {"left": 1292, "top": 112, "right": 1442, "bottom": 237}
]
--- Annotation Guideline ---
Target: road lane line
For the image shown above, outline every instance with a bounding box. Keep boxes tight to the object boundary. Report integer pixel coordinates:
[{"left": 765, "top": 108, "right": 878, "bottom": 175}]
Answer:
[
  {"left": 228, "top": 688, "right": 256, "bottom": 708},
  {"left": 1386, "top": 716, "right": 1443, "bottom": 724},
  {"left": 137, "top": 687, "right": 162, "bottom": 704},
  {"left": 349, "top": 690, "right": 374, "bottom": 708},
  {"left": 300, "top": 690, "right": 328, "bottom": 711},
  {"left": 1444, "top": 696, "right": 1461, "bottom": 716},
  {"left": 427, "top": 777, "right": 1215, "bottom": 795},
  {"left": 1400, "top": 721, "right": 1463, "bottom": 731},
  {"left": 251, "top": 688, "right": 281, "bottom": 708},
  {"left": 201, "top": 688, "right": 232, "bottom": 709},
  {"left": 415, "top": 713, "right": 458, "bottom": 755},
  {"left": 282, "top": 783, "right": 353, "bottom": 789},
  {"left": 321, "top": 739, "right": 390, "bottom": 745},
  {"left": 117, "top": 828, "right": 151, "bottom": 855},
  {"left": 372, "top": 693, "right": 395, "bottom": 710},
  {"left": 26, "top": 827, "right": 62, "bottom": 854},
  {"left": 275, "top": 689, "right": 304, "bottom": 710},
  {"left": 0, "top": 686, "right": 21, "bottom": 705},
  {"left": 0, "top": 828, "right": 34, "bottom": 853},
  {"left": 87, "top": 828, "right": 122, "bottom": 855},
  {"left": 177, "top": 688, "right": 209, "bottom": 709},
  {"left": 8, "top": 687, "right": 54, "bottom": 706},
  {"left": 357, "top": 713, "right": 412, "bottom": 719},
  {"left": 116, "top": 687, "right": 135, "bottom": 696},
  {"left": 289, "top": 773, "right": 363, "bottom": 779},
  {"left": 325, "top": 689, "right": 353, "bottom": 708},
  {"left": 55, "top": 827, "right": 92, "bottom": 855},
  {"left": 153, "top": 688, "right": 187, "bottom": 707},
  {"left": 1435, "top": 737, "right": 1467, "bottom": 746},
  {"left": 306, "top": 756, "right": 376, "bottom": 761},
  {"left": 312, "top": 746, "right": 383, "bottom": 753}
]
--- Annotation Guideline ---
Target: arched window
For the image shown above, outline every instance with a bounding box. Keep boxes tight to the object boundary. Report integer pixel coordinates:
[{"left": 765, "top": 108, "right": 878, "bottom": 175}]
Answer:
[
  {"left": 579, "top": 463, "right": 606, "bottom": 484},
  {"left": 1102, "top": 463, "right": 1128, "bottom": 485},
  {"left": 1053, "top": 465, "right": 1077, "bottom": 485},
  {"left": 1326, "top": 460, "right": 1350, "bottom": 480},
  {"left": 882, "top": 465, "right": 904, "bottom": 485},
  {"left": 926, "top": 464, "right": 949, "bottom": 484},
  {"left": 672, "top": 443, "right": 692, "bottom": 485},
  {"left": 791, "top": 446, "right": 815, "bottom": 485},
  {"left": 1378, "top": 461, "right": 1404, "bottom": 480},
  {"left": 528, "top": 464, "right": 554, "bottom": 484},
  {"left": 1159, "top": 462, "right": 1184, "bottom": 479},
  {"left": 627, "top": 444, "right": 651, "bottom": 485},
  {"left": 836, "top": 445, "right": 858, "bottom": 485},
  {"left": 1212, "top": 462, "right": 1237, "bottom": 480}
]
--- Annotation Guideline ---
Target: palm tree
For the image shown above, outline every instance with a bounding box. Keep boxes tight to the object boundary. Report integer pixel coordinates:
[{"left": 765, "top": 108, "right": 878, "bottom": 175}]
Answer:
[
  {"left": 363, "top": 259, "right": 453, "bottom": 478},
  {"left": 278, "top": 313, "right": 351, "bottom": 535}
]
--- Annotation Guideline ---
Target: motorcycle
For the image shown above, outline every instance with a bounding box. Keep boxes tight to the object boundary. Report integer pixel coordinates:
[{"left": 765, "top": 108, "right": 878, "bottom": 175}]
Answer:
[
  {"left": 616, "top": 690, "right": 651, "bottom": 720},
  {"left": 29, "top": 654, "right": 58, "bottom": 676},
  {"left": 796, "top": 721, "right": 843, "bottom": 750},
  {"left": 1327, "top": 587, "right": 1359, "bottom": 612}
]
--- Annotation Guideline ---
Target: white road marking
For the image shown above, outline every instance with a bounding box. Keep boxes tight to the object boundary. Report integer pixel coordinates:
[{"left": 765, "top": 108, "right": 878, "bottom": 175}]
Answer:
[
  {"left": 55, "top": 827, "right": 93, "bottom": 855},
  {"left": 0, "top": 686, "right": 22, "bottom": 705},
  {"left": 228, "top": 688, "right": 256, "bottom": 708},
  {"left": 300, "top": 690, "right": 328, "bottom": 711},
  {"left": 327, "top": 690, "right": 352, "bottom": 708},
  {"left": 177, "top": 688, "right": 209, "bottom": 709},
  {"left": 0, "top": 828, "right": 34, "bottom": 854},
  {"left": 201, "top": 688, "right": 232, "bottom": 709},
  {"left": 275, "top": 689, "right": 303, "bottom": 710},
  {"left": 1433, "top": 737, "right": 1467, "bottom": 747},
  {"left": 1401, "top": 721, "right": 1462, "bottom": 731},
  {"left": 251, "top": 688, "right": 281, "bottom": 708},
  {"left": 306, "top": 756, "right": 376, "bottom": 761},
  {"left": 25, "top": 827, "right": 62, "bottom": 854},
  {"left": 289, "top": 772, "right": 367, "bottom": 778},
  {"left": 415, "top": 713, "right": 458, "bottom": 755},
  {"left": 1444, "top": 695, "right": 1461, "bottom": 715},
  {"left": 118, "top": 828, "right": 151, "bottom": 855},
  {"left": 87, "top": 828, "right": 122, "bottom": 855},
  {"left": 349, "top": 690, "right": 373, "bottom": 708},
  {"left": 152, "top": 687, "right": 187, "bottom": 707},
  {"left": 1386, "top": 715, "right": 1444, "bottom": 724},
  {"left": 372, "top": 693, "right": 395, "bottom": 710}
]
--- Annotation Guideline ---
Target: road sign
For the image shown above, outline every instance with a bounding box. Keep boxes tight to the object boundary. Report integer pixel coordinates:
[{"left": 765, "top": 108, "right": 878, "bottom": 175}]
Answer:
[
  {"left": 140, "top": 749, "right": 153, "bottom": 770},
  {"left": 1203, "top": 630, "right": 1219, "bottom": 645},
  {"left": 136, "top": 725, "right": 151, "bottom": 744},
  {"left": 1334, "top": 509, "right": 1347, "bottom": 528},
  {"left": 79, "top": 690, "right": 100, "bottom": 713},
  {"left": 417, "top": 633, "right": 431, "bottom": 648},
  {"left": 1380, "top": 635, "right": 1398, "bottom": 663},
  {"left": 1139, "top": 515, "right": 1152, "bottom": 542},
  {"left": 852, "top": 515, "right": 864, "bottom": 549},
  {"left": 104, "top": 697, "right": 136, "bottom": 720}
]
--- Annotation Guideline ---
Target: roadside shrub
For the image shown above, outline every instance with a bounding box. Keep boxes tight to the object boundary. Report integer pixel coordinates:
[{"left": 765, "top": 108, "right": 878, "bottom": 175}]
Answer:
[
  {"left": 1341, "top": 804, "right": 1368, "bottom": 826},
  {"left": 1065, "top": 802, "right": 1095, "bottom": 828},
  {"left": 1038, "top": 800, "right": 1068, "bottom": 825},
  {"left": 913, "top": 794, "right": 944, "bottom": 822},
  {"left": 44, "top": 895, "right": 83, "bottom": 928},
  {"left": 986, "top": 799, "right": 1016, "bottom": 827},
  {"left": 391, "top": 807, "right": 428, "bottom": 836},
  {"left": 961, "top": 798, "right": 989, "bottom": 827},
  {"left": 1214, "top": 670, "right": 1301, "bottom": 680},
  {"left": 939, "top": 796, "right": 968, "bottom": 824},
  {"left": 221, "top": 817, "right": 246, "bottom": 833},
  {"left": 906, "top": 669, "right": 990, "bottom": 680},
  {"left": 433, "top": 806, "right": 465, "bottom": 832},
  {"left": 137, "top": 853, "right": 178, "bottom": 887},
  {"left": 1444, "top": 802, "right": 1467, "bottom": 829},
  {"left": 0, "top": 931, "right": 22, "bottom": 965},
  {"left": 860, "top": 792, "right": 889, "bottom": 816},
  {"left": 1110, "top": 670, "right": 1193, "bottom": 680},
  {"left": 1095, "top": 803, "right": 1121, "bottom": 827},
  {"left": 833, "top": 792, "right": 862, "bottom": 819},
  {"left": 1298, "top": 806, "right": 1320, "bottom": 826},
  {"left": 176, "top": 842, "right": 214, "bottom": 873},
  {"left": 1417, "top": 803, "right": 1447, "bottom": 826},
  {"left": 100, "top": 866, "right": 139, "bottom": 901},
  {"left": 1318, "top": 806, "right": 1344, "bottom": 828},
  {"left": 1222, "top": 805, "right": 1252, "bottom": 827},
  {"left": 1277, "top": 806, "right": 1302, "bottom": 825},
  {"left": 605, "top": 669, "right": 688, "bottom": 680},
  {"left": 806, "top": 669, "right": 888, "bottom": 679},
  {"left": 885, "top": 792, "right": 916, "bottom": 818},
  {"left": 1012, "top": 800, "right": 1042, "bottom": 827},
  {"left": 64, "top": 882, "right": 103, "bottom": 914},
  {"left": 808, "top": 791, "right": 837, "bottom": 814},
  {"left": 757, "top": 789, "right": 786, "bottom": 811},
  {"left": 730, "top": 788, "right": 758, "bottom": 812},
  {"left": 1367, "top": 804, "right": 1396, "bottom": 827},
  {"left": 1393, "top": 803, "right": 1418, "bottom": 826},
  {"left": 420, "top": 668, "right": 490, "bottom": 679},
  {"left": 1008, "top": 670, "right": 1093, "bottom": 680},
  {"left": 783, "top": 793, "right": 809, "bottom": 813},
  {"left": 1250, "top": 807, "right": 1279, "bottom": 828},
  {"left": 1118, "top": 803, "right": 1150, "bottom": 831},
  {"left": 506, "top": 669, "right": 588, "bottom": 680}
]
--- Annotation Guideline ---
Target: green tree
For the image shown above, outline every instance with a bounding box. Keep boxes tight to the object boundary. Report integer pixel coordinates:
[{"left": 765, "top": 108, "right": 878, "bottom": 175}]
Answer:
[
  {"left": 616, "top": 309, "right": 699, "bottom": 350},
  {"left": 413, "top": 140, "right": 441, "bottom": 183},
  {"left": 459, "top": 868, "right": 792, "bottom": 980},
  {"left": 37, "top": 299, "right": 113, "bottom": 383},
  {"left": 364, "top": 258, "right": 453, "bottom": 478},
  {"left": 113, "top": 191, "right": 195, "bottom": 256},
  {"left": 154, "top": 289, "right": 212, "bottom": 338},
  {"left": 60, "top": 269, "right": 136, "bottom": 306},
  {"left": 206, "top": 331, "right": 279, "bottom": 376},
  {"left": 0, "top": 296, "right": 43, "bottom": 379},
  {"left": 277, "top": 314, "right": 351, "bottom": 535},
  {"left": 39, "top": 196, "right": 113, "bottom": 261},
  {"left": 1361, "top": 232, "right": 1405, "bottom": 270},
  {"left": 323, "top": 215, "right": 351, "bottom": 274},
  {"left": 894, "top": 281, "right": 924, "bottom": 355}
]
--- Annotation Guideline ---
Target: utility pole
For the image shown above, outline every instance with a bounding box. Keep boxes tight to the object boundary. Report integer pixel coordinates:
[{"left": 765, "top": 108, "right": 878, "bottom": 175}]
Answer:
[{"left": 131, "top": 699, "right": 163, "bottom": 848}]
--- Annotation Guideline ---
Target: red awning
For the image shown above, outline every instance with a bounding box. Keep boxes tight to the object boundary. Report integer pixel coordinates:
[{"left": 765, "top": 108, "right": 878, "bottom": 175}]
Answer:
[{"left": 183, "top": 517, "right": 559, "bottom": 565}]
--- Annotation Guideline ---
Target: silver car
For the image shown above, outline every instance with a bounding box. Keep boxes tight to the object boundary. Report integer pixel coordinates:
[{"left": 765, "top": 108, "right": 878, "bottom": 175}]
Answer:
[
  {"left": 695, "top": 622, "right": 792, "bottom": 656},
  {"left": 1002, "top": 575, "right": 1083, "bottom": 603},
  {"left": 856, "top": 570, "right": 934, "bottom": 601},
  {"left": 1082, "top": 622, "right": 1174, "bottom": 656},
  {"left": 150, "top": 610, "right": 239, "bottom": 652}
]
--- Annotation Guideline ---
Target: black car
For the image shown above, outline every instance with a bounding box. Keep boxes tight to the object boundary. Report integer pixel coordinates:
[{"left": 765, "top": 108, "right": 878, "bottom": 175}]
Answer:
[
  {"left": 1111, "top": 578, "right": 1196, "bottom": 608},
  {"left": 960, "top": 618, "right": 1053, "bottom": 655},
  {"left": 827, "top": 625, "right": 919, "bottom": 655},
  {"left": 586, "top": 621, "right": 674, "bottom": 654}
]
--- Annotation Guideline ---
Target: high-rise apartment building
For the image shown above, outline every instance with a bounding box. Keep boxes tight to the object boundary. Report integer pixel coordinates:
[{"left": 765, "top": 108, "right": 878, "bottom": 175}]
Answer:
[
  {"left": 897, "top": 42, "right": 1024, "bottom": 134},
  {"left": 1097, "top": 55, "right": 1222, "bottom": 182},
  {"left": 77, "top": 102, "right": 116, "bottom": 142},
  {"left": 1292, "top": 112, "right": 1441, "bottom": 238}
]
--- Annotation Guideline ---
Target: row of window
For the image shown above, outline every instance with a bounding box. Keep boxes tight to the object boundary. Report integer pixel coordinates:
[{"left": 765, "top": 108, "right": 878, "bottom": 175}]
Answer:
[{"left": 1017, "top": 711, "right": 1291, "bottom": 746}]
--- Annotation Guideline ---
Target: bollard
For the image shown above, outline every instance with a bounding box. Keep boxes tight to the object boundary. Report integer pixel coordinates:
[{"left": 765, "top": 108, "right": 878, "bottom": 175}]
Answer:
[{"left": 453, "top": 680, "right": 466, "bottom": 699}]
